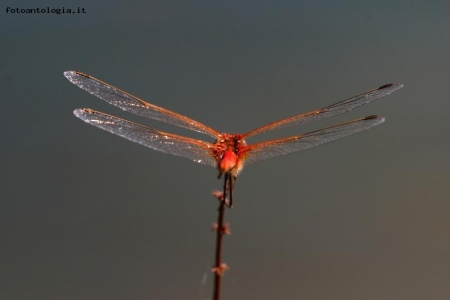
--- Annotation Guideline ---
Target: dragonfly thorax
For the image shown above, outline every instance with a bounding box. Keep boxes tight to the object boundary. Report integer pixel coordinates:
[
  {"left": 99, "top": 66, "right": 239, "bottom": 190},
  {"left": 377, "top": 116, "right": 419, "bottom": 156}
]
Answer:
[{"left": 215, "top": 133, "right": 247, "bottom": 147}]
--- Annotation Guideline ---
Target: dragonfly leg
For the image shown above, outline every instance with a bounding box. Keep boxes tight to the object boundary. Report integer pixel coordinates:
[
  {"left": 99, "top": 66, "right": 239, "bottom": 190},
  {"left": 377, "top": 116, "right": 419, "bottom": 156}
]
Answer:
[
  {"left": 222, "top": 173, "right": 228, "bottom": 206},
  {"left": 228, "top": 174, "right": 234, "bottom": 208}
]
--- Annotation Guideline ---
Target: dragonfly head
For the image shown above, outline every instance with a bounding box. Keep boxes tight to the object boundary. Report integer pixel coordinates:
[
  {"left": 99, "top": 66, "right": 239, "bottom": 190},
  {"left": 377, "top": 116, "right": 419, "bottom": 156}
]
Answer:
[{"left": 218, "top": 149, "right": 237, "bottom": 174}]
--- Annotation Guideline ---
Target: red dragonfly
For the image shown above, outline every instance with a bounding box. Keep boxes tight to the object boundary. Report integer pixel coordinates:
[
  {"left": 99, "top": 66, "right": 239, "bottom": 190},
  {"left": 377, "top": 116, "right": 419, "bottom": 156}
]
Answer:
[{"left": 65, "top": 71, "right": 402, "bottom": 207}]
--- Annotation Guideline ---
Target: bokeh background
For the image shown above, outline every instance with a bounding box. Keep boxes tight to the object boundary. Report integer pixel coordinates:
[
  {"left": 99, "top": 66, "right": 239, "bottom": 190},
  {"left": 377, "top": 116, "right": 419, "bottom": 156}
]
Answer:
[{"left": 1, "top": 1, "right": 449, "bottom": 299}]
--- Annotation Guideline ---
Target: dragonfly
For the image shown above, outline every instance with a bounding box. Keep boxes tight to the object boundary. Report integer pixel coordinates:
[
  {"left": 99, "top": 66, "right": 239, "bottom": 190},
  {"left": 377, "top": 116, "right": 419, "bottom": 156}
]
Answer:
[{"left": 65, "top": 71, "right": 403, "bottom": 207}]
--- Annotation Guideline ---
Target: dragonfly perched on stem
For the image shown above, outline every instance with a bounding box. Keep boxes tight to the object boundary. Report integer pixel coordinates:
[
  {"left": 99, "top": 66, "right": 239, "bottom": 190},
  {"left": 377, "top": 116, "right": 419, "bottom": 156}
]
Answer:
[{"left": 65, "top": 71, "right": 402, "bottom": 207}]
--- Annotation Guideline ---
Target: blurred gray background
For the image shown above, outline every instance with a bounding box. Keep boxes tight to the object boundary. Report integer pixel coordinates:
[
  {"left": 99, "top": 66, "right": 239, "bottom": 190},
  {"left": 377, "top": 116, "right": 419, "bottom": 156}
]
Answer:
[{"left": 1, "top": 1, "right": 449, "bottom": 299}]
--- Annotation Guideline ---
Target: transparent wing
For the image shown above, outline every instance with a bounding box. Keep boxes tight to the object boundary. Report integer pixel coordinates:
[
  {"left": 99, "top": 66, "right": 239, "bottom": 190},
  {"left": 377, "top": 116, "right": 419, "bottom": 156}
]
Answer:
[
  {"left": 242, "top": 83, "right": 402, "bottom": 138},
  {"left": 74, "top": 108, "right": 218, "bottom": 167},
  {"left": 65, "top": 71, "right": 221, "bottom": 138},
  {"left": 243, "top": 115, "right": 385, "bottom": 165}
]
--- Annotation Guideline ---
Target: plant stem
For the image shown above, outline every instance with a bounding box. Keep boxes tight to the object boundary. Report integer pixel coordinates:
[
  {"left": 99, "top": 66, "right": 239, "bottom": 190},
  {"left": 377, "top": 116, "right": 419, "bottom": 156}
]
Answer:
[{"left": 212, "top": 174, "right": 229, "bottom": 300}]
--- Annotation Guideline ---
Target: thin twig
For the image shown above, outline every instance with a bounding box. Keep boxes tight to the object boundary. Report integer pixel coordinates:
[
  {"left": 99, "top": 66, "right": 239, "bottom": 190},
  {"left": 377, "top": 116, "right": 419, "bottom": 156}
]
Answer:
[{"left": 211, "top": 174, "right": 231, "bottom": 300}]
